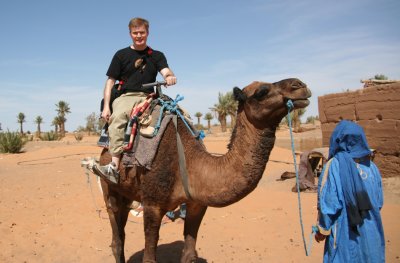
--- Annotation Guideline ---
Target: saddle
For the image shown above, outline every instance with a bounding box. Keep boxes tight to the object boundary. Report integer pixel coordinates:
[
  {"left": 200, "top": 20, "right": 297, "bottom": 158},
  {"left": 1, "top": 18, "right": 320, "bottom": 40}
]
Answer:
[{"left": 97, "top": 95, "right": 197, "bottom": 170}]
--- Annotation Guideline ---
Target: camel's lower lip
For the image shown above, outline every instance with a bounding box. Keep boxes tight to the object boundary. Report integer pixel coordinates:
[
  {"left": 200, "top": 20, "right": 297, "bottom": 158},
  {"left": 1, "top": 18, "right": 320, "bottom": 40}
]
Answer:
[{"left": 292, "top": 99, "right": 310, "bottom": 108}]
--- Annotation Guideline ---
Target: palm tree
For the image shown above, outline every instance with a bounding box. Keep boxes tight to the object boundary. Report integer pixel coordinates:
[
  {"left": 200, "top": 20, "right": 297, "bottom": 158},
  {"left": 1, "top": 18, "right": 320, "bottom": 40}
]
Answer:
[
  {"left": 210, "top": 93, "right": 228, "bottom": 132},
  {"left": 17, "top": 112, "right": 26, "bottom": 134},
  {"left": 204, "top": 112, "right": 213, "bottom": 133},
  {"left": 210, "top": 91, "right": 238, "bottom": 132},
  {"left": 57, "top": 115, "right": 66, "bottom": 135},
  {"left": 34, "top": 116, "right": 43, "bottom": 137},
  {"left": 55, "top": 101, "right": 71, "bottom": 135},
  {"left": 225, "top": 91, "right": 238, "bottom": 128},
  {"left": 194, "top": 112, "right": 203, "bottom": 129},
  {"left": 52, "top": 116, "right": 63, "bottom": 134},
  {"left": 282, "top": 108, "right": 306, "bottom": 132}
]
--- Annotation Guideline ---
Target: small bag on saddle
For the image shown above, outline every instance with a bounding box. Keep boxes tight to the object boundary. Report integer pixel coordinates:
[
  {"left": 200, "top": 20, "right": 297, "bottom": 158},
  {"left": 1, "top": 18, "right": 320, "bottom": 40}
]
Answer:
[
  {"left": 139, "top": 100, "right": 162, "bottom": 138},
  {"left": 97, "top": 123, "right": 110, "bottom": 148}
]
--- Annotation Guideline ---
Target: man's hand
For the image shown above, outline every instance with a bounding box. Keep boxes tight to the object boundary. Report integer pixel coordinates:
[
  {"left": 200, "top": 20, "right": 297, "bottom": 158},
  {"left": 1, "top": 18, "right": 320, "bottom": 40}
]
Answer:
[
  {"left": 102, "top": 77, "right": 115, "bottom": 122},
  {"left": 160, "top": 68, "right": 177, "bottom": 86},
  {"left": 315, "top": 231, "right": 327, "bottom": 243},
  {"left": 101, "top": 108, "right": 111, "bottom": 122},
  {"left": 165, "top": 75, "right": 177, "bottom": 86}
]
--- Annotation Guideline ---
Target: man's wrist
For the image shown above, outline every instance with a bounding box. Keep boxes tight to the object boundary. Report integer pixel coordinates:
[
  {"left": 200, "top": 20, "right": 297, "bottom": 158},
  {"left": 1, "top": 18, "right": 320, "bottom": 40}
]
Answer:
[{"left": 317, "top": 225, "right": 331, "bottom": 236}]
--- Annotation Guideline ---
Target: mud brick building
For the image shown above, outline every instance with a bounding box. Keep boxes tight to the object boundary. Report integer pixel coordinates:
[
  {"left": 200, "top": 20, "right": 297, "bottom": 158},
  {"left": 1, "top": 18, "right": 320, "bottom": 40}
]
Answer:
[{"left": 318, "top": 82, "right": 400, "bottom": 178}]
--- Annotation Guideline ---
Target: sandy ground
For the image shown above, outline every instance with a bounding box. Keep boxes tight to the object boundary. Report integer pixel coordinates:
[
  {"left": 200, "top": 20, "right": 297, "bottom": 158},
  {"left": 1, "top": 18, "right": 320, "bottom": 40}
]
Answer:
[{"left": 0, "top": 131, "right": 399, "bottom": 263}]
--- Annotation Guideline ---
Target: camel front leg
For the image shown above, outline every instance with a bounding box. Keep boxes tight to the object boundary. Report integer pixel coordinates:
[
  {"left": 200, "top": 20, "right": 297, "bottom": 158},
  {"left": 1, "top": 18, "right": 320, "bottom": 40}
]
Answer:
[
  {"left": 142, "top": 205, "right": 165, "bottom": 263},
  {"left": 103, "top": 183, "right": 132, "bottom": 263},
  {"left": 181, "top": 203, "right": 207, "bottom": 263}
]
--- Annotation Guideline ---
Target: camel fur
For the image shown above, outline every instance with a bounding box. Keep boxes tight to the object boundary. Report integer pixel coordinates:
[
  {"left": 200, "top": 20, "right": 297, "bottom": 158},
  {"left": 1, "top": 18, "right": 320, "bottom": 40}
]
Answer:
[{"left": 97, "top": 78, "right": 312, "bottom": 263}]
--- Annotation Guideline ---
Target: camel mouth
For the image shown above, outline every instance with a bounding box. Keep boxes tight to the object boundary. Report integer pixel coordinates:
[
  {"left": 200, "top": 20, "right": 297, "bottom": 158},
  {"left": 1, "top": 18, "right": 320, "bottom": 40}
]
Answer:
[
  {"left": 285, "top": 87, "right": 312, "bottom": 109},
  {"left": 291, "top": 98, "right": 310, "bottom": 109}
]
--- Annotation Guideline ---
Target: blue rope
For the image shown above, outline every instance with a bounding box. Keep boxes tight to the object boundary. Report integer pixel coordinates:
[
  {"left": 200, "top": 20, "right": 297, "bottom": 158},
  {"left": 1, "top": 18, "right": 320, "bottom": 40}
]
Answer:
[
  {"left": 286, "top": 100, "right": 317, "bottom": 256},
  {"left": 153, "top": 95, "right": 205, "bottom": 140},
  {"left": 153, "top": 103, "right": 166, "bottom": 135}
]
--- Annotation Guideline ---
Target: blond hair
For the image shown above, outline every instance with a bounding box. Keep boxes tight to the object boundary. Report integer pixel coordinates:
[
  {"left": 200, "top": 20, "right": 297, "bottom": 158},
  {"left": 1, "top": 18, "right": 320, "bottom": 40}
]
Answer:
[{"left": 128, "top": 17, "right": 149, "bottom": 32}]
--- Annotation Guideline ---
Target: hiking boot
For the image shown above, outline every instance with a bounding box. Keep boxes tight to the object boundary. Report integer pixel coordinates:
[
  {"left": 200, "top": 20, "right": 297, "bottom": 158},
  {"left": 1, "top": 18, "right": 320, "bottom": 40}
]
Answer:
[{"left": 93, "top": 162, "right": 120, "bottom": 184}]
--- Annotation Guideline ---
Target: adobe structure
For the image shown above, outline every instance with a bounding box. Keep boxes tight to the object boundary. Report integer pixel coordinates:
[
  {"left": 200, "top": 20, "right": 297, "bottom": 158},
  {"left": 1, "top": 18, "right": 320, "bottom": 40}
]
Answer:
[{"left": 318, "top": 81, "right": 400, "bottom": 178}]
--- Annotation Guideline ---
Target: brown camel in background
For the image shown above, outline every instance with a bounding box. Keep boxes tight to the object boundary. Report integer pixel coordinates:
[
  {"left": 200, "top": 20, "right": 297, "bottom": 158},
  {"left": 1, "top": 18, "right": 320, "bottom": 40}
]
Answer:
[{"left": 97, "top": 78, "right": 311, "bottom": 263}]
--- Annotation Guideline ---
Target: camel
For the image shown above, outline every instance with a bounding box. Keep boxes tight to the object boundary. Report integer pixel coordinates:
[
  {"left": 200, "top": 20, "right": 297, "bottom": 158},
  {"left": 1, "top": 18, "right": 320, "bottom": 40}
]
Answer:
[{"left": 96, "top": 78, "right": 311, "bottom": 263}]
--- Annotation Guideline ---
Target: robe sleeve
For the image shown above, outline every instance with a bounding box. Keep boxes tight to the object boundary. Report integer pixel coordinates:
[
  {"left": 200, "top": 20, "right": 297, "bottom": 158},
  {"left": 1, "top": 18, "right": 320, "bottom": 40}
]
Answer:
[
  {"left": 317, "top": 158, "right": 343, "bottom": 233},
  {"left": 371, "top": 162, "right": 384, "bottom": 210}
]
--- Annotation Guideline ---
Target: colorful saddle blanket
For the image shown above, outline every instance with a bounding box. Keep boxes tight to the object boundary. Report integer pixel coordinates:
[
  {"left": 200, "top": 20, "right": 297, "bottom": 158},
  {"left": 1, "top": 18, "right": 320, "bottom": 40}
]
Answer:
[{"left": 121, "top": 114, "right": 174, "bottom": 169}]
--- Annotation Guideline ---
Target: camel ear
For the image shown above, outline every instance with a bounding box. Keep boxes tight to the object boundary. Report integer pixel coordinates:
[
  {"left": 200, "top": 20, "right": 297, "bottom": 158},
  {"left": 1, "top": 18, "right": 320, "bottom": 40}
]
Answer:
[{"left": 233, "top": 87, "right": 246, "bottom": 102}]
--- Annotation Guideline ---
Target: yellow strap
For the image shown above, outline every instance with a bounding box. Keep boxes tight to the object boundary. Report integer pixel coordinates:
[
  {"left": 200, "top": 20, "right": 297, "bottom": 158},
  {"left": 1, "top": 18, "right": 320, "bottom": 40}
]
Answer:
[
  {"left": 316, "top": 158, "right": 334, "bottom": 236},
  {"left": 319, "top": 158, "right": 333, "bottom": 196}
]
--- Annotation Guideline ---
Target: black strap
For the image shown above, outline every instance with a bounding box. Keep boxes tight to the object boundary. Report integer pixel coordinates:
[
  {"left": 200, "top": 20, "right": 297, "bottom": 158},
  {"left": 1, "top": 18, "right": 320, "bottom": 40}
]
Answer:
[{"left": 120, "top": 46, "right": 154, "bottom": 83}]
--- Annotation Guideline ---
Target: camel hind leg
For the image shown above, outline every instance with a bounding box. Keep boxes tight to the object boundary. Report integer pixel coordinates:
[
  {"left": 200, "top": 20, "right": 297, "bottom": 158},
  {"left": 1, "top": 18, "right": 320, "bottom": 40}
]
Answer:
[
  {"left": 102, "top": 181, "right": 133, "bottom": 263},
  {"left": 181, "top": 203, "right": 207, "bottom": 263}
]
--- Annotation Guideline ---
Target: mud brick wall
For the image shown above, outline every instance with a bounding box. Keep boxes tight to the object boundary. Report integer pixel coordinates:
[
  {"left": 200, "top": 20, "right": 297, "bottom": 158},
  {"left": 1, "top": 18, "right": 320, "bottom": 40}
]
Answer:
[{"left": 318, "top": 83, "right": 400, "bottom": 178}]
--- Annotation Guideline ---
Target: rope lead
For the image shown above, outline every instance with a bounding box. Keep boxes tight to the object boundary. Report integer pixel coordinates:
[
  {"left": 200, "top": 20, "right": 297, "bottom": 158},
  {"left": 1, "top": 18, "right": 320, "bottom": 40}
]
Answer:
[
  {"left": 286, "top": 99, "right": 315, "bottom": 256},
  {"left": 154, "top": 94, "right": 205, "bottom": 140},
  {"left": 286, "top": 99, "right": 294, "bottom": 112}
]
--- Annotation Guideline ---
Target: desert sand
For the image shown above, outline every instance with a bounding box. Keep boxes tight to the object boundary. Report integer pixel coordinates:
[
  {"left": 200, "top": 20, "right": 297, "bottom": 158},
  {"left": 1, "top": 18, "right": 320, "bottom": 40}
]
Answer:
[{"left": 0, "top": 130, "right": 399, "bottom": 263}]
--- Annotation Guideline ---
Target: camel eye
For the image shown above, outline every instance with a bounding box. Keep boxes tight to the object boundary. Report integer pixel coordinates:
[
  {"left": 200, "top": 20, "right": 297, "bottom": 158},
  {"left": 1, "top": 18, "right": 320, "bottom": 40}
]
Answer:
[{"left": 292, "top": 81, "right": 305, "bottom": 90}]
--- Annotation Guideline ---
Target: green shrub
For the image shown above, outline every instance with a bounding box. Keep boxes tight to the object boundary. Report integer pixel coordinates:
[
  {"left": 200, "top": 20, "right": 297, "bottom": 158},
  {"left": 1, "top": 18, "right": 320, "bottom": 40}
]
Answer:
[
  {"left": 0, "top": 131, "right": 26, "bottom": 153},
  {"left": 40, "top": 131, "right": 60, "bottom": 141}
]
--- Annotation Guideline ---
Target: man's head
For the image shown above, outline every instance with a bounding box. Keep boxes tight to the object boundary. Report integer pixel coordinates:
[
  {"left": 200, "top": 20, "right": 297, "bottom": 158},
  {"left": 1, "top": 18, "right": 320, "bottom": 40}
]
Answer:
[
  {"left": 128, "top": 17, "right": 149, "bottom": 50},
  {"left": 328, "top": 120, "right": 371, "bottom": 160},
  {"left": 128, "top": 17, "right": 149, "bottom": 32}
]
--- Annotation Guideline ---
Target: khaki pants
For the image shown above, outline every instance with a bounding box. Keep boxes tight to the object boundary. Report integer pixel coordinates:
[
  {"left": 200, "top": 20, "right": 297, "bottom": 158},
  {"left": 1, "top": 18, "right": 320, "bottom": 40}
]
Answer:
[{"left": 108, "top": 92, "right": 147, "bottom": 156}]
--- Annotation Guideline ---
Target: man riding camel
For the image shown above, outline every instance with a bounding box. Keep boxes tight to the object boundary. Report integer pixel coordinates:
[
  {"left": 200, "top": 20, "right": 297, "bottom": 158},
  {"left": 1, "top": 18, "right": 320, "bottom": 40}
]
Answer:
[{"left": 96, "top": 17, "right": 177, "bottom": 183}]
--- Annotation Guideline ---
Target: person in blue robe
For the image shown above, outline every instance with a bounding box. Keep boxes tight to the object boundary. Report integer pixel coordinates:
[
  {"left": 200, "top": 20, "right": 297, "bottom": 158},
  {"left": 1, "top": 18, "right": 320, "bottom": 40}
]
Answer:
[{"left": 315, "top": 120, "right": 385, "bottom": 262}]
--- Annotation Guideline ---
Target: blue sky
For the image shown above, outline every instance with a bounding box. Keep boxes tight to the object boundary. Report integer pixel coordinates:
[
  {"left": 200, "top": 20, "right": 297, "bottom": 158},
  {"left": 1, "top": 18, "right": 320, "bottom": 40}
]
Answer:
[{"left": 1, "top": 0, "right": 399, "bottom": 132}]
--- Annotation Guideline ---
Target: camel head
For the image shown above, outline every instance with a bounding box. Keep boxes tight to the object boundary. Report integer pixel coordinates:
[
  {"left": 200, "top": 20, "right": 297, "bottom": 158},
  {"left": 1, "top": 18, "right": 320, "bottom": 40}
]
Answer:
[{"left": 233, "top": 78, "right": 311, "bottom": 129}]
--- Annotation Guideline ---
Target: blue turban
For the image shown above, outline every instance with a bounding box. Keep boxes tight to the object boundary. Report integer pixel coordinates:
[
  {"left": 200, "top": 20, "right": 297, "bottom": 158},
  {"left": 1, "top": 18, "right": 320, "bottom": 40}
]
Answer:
[{"left": 329, "top": 120, "right": 372, "bottom": 229}]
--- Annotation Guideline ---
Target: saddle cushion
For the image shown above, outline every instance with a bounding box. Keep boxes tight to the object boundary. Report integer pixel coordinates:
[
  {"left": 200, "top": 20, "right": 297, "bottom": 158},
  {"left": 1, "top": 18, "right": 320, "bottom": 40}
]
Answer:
[{"left": 122, "top": 114, "right": 174, "bottom": 169}]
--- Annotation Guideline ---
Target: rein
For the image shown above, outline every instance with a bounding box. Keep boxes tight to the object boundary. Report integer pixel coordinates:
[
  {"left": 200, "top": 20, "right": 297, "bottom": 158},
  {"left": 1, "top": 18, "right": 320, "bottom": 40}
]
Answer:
[
  {"left": 154, "top": 94, "right": 205, "bottom": 139},
  {"left": 81, "top": 158, "right": 103, "bottom": 218},
  {"left": 286, "top": 100, "right": 317, "bottom": 256},
  {"left": 173, "top": 115, "right": 193, "bottom": 200},
  {"left": 157, "top": 94, "right": 205, "bottom": 200}
]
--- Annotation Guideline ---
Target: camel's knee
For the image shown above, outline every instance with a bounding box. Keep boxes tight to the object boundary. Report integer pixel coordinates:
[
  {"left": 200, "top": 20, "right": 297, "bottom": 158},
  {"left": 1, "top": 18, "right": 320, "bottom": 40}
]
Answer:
[{"left": 111, "top": 238, "right": 122, "bottom": 252}]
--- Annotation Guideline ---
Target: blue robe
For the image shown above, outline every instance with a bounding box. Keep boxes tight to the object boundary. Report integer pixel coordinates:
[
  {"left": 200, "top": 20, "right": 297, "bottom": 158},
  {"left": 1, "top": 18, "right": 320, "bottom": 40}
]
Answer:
[{"left": 318, "top": 157, "right": 385, "bottom": 262}]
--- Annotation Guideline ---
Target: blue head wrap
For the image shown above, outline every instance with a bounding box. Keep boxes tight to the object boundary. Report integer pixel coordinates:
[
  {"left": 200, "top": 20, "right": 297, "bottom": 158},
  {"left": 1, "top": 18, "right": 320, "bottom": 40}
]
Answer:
[{"left": 329, "top": 120, "right": 372, "bottom": 229}]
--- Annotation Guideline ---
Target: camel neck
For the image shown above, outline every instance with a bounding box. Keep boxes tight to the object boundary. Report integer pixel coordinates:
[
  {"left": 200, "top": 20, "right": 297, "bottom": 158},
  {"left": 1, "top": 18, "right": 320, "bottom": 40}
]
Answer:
[{"left": 187, "top": 115, "right": 277, "bottom": 207}]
